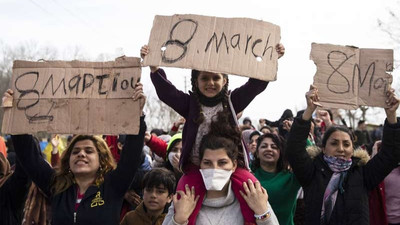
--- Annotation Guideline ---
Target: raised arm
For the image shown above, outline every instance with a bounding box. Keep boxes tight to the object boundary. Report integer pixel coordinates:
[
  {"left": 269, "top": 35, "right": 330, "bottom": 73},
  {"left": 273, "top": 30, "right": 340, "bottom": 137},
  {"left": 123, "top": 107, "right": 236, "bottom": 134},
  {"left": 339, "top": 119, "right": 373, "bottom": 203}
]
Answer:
[
  {"left": 12, "top": 135, "right": 54, "bottom": 196},
  {"left": 3, "top": 89, "right": 54, "bottom": 196},
  {"left": 363, "top": 88, "right": 400, "bottom": 190},
  {"left": 286, "top": 85, "right": 319, "bottom": 187},
  {"left": 108, "top": 82, "right": 147, "bottom": 196},
  {"left": 141, "top": 45, "right": 190, "bottom": 117}
]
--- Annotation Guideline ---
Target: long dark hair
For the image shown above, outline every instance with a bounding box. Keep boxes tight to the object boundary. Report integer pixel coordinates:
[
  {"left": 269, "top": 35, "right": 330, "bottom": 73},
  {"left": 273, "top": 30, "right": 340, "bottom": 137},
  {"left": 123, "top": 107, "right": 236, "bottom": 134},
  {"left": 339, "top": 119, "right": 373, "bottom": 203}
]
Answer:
[
  {"left": 52, "top": 135, "right": 116, "bottom": 194},
  {"left": 251, "top": 133, "right": 288, "bottom": 172},
  {"left": 191, "top": 70, "right": 229, "bottom": 124},
  {"left": 190, "top": 70, "right": 245, "bottom": 168},
  {"left": 199, "top": 134, "right": 238, "bottom": 165},
  {"left": 322, "top": 125, "right": 355, "bottom": 148}
]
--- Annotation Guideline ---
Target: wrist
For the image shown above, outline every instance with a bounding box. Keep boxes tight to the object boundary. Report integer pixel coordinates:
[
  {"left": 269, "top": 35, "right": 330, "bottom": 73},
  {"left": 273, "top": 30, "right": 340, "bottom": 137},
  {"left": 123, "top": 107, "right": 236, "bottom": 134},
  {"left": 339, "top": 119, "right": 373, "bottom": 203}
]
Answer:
[
  {"left": 254, "top": 208, "right": 271, "bottom": 221},
  {"left": 173, "top": 215, "right": 188, "bottom": 225}
]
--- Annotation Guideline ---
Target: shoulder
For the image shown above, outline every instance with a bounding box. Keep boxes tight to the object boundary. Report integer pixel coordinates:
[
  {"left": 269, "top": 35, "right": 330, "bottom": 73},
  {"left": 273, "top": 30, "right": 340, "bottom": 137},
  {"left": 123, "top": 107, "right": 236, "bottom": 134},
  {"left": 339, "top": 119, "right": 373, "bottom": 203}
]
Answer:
[{"left": 352, "top": 148, "right": 370, "bottom": 166}]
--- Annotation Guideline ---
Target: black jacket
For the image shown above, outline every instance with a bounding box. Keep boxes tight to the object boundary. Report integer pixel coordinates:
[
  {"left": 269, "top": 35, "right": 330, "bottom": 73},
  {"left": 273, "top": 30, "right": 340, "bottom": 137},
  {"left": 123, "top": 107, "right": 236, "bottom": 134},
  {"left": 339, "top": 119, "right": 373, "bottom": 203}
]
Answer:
[
  {"left": 12, "top": 116, "right": 146, "bottom": 225},
  {"left": 0, "top": 158, "right": 31, "bottom": 225},
  {"left": 286, "top": 117, "right": 400, "bottom": 225}
]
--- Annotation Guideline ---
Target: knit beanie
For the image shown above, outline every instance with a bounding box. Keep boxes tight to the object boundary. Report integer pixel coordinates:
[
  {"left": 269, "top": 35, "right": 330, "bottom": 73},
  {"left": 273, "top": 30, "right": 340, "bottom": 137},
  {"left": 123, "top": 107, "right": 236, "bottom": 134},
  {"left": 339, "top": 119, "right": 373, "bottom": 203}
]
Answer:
[{"left": 165, "top": 133, "right": 182, "bottom": 162}]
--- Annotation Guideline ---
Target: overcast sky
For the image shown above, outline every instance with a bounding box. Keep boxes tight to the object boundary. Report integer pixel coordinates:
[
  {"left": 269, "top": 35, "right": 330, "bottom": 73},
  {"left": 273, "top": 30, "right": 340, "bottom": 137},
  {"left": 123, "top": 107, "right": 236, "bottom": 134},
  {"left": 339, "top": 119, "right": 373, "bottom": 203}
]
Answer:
[{"left": 1, "top": 0, "right": 398, "bottom": 125}]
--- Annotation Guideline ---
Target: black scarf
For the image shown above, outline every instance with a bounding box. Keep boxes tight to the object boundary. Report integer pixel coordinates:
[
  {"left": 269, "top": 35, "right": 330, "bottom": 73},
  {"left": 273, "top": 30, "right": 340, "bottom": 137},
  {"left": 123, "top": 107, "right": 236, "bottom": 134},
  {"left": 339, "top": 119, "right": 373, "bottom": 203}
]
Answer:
[{"left": 196, "top": 90, "right": 225, "bottom": 107}]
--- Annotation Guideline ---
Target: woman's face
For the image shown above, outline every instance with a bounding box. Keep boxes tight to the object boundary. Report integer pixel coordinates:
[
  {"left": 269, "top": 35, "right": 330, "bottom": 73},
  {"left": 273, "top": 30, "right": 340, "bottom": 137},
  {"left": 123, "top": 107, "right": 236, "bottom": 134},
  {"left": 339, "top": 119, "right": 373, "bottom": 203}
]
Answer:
[
  {"left": 69, "top": 139, "right": 100, "bottom": 177},
  {"left": 257, "top": 137, "right": 280, "bottom": 165},
  {"left": 323, "top": 131, "right": 353, "bottom": 160},
  {"left": 249, "top": 134, "right": 259, "bottom": 154},
  {"left": 197, "top": 72, "right": 227, "bottom": 98},
  {"left": 200, "top": 148, "right": 237, "bottom": 172},
  {"left": 168, "top": 141, "right": 182, "bottom": 169}
]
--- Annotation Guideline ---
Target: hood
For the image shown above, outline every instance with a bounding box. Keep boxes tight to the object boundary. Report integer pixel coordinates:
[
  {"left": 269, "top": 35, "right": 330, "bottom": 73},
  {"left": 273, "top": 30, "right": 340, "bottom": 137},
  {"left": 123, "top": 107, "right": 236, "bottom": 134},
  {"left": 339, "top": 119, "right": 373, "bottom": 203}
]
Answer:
[{"left": 305, "top": 145, "right": 370, "bottom": 166}]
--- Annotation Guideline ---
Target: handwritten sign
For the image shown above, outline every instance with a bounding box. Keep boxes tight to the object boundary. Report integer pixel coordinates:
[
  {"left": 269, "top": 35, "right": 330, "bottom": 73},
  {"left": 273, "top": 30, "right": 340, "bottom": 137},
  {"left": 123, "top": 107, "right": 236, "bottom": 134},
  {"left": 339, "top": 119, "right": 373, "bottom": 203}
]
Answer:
[
  {"left": 311, "top": 43, "right": 393, "bottom": 109},
  {"left": 2, "top": 57, "right": 142, "bottom": 135},
  {"left": 143, "top": 14, "right": 281, "bottom": 81}
]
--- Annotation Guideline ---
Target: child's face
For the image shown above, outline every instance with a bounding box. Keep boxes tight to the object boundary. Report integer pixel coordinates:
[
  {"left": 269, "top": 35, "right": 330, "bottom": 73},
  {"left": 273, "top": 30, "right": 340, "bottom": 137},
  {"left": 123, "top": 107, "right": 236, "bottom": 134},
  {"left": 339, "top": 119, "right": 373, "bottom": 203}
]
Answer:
[
  {"left": 143, "top": 185, "right": 172, "bottom": 213},
  {"left": 197, "top": 71, "right": 227, "bottom": 98}
]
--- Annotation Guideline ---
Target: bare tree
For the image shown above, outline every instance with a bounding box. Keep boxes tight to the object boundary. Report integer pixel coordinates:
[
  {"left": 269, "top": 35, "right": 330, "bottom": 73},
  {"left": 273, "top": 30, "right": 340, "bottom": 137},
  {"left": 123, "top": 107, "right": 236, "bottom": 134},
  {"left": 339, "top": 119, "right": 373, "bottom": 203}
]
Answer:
[
  {"left": 143, "top": 95, "right": 181, "bottom": 132},
  {"left": 0, "top": 41, "right": 60, "bottom": 133}
]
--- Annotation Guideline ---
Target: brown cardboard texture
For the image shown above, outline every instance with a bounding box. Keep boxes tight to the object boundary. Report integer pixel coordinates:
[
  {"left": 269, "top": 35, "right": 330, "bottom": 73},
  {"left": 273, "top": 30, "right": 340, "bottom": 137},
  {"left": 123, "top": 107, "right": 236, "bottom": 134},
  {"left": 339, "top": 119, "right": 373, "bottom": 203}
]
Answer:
[
  {"left": 311, "top": 43, "right": 393, "bottom": 109},
  {"left": 143, "top": 14, "right": 281, "bottom": 81},
  {"left": 2, "top": 57, "right": 142, "bottom": 135}
]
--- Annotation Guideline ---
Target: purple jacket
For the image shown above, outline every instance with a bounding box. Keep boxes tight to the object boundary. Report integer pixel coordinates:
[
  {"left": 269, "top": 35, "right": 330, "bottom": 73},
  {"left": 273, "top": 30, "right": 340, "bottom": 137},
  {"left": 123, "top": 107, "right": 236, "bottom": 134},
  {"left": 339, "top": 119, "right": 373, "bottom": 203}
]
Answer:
[{"left": 150, "top": 68, "right": 268, "bottom": 170}]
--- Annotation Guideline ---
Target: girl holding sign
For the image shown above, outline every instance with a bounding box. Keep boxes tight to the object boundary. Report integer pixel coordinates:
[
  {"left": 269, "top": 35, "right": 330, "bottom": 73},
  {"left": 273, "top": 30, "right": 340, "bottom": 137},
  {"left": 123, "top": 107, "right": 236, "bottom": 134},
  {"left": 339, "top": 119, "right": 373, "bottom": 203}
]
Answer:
[
  {"left": 286, "top": 85, "right": 400, "bottom": 225},
  {"left": 141, "top": 44, "right": 284, "bottom": 225}
]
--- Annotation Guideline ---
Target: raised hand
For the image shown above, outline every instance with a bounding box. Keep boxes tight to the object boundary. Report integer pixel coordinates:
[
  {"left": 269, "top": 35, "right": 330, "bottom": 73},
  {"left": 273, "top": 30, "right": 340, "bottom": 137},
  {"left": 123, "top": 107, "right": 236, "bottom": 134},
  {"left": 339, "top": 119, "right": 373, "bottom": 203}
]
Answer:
[
  {"left": 276, "top": 43, "right": 285, "bottom": 59},
  {"left": 302, "top": 85, "right": 320, "bottom": 121},
  {"left": 384, "top": 88, "right": 399, "bottom": 124},
  {"left": 140, "top": 45, "right": 159, "bottom": 73},
  {"left": 2, "top": 89, "right": 13, "bottom": 107},
  {"left": 132, "top": 82, "right": 146, "bottom": 113}
]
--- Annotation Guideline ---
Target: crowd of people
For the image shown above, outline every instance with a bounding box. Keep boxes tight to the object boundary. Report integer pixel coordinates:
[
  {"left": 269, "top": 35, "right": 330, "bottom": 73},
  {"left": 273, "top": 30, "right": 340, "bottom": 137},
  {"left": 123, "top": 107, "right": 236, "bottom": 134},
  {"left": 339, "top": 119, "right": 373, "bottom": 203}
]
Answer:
[{"left": 0, "top": 44, "right": 399, "bottom": 225}]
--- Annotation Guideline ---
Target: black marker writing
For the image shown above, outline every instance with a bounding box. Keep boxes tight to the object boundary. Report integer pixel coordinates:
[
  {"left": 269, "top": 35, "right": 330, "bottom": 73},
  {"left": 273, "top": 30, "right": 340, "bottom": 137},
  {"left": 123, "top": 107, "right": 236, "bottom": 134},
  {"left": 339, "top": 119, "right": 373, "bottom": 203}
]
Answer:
[{"left": 161, "top": 19, "right": 198, "bottom": 64}]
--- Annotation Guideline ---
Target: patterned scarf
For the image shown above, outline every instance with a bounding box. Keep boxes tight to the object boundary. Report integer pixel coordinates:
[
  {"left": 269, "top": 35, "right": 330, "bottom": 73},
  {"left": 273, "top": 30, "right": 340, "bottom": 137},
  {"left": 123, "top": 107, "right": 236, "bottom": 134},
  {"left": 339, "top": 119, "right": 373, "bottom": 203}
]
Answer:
[{"left": 320, "top": 155, "right": 352, "bottom": 224}]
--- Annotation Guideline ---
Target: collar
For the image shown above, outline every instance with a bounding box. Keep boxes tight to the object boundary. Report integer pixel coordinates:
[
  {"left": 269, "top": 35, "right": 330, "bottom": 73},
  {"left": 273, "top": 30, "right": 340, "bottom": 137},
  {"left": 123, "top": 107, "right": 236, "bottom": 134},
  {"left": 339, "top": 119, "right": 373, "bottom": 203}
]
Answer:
[{"left": 203, "top": 182, "right": 235, "bottom": 208}]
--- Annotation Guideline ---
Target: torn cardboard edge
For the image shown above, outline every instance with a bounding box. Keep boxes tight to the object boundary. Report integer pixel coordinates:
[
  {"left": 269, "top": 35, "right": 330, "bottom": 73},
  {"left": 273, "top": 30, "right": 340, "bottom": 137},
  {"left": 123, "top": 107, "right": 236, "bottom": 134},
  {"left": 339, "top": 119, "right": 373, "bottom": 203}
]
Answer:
[
  {"left": 2, "top": 57, "right": 142, "bottom": 135},
  {"left": 310, "top": 42, "right": 393, "bottom": 110},
  {"left": 143, "top": 14, "right": 281, "bottom": 81}
]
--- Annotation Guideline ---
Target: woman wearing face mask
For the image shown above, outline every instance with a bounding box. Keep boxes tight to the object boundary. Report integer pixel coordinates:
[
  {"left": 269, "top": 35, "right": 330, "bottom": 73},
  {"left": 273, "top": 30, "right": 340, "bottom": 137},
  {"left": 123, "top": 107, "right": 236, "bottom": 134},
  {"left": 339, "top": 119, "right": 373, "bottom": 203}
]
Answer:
[
  {"left": 286, "top": 85, "right": 400, "bottom": 225},
  {"left": 164, "top": 133, "right": 183, "bottom": 184},
  {"left": 162, "top": 133, "right": 279, "bottom": 225},
  {"left": 252, "top": 133, "right": 301, "bottom": 225},
  {"left": 141, "top": 44, "right": 285, "bottom": 225}
]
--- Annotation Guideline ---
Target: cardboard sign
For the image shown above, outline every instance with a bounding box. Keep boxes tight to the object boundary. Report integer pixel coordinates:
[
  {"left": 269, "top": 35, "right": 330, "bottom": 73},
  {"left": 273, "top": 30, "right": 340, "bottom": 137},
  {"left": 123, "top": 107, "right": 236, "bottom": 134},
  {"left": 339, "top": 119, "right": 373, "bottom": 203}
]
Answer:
[
  {"left": 311, "top": 43, "right": 393, "bottom": 109},
  {"left": 2, "top": 57, "right": 142, "bottom": 135},
  {"left": 143, "top": 14, "right": 281, "bottom": 81}
]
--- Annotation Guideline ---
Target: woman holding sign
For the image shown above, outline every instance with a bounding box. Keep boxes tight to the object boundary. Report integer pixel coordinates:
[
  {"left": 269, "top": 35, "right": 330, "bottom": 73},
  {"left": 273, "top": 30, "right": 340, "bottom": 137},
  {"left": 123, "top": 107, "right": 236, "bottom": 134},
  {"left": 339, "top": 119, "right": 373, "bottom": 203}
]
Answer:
[
  {"left": 3, "top": 84, "right": 147, "bottom": 225},
  {"left": 286, "top": 85, "right": 400, "bottom": 225},
  {"left": 141, "top": 44, "right": 284, "bottom": 225}
]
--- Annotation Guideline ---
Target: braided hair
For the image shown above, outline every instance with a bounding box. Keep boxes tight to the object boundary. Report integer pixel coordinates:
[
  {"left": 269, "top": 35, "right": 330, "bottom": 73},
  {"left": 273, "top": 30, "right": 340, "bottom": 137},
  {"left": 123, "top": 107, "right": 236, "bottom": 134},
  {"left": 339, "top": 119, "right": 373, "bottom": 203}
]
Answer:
[{"left": 191, "top": 70, "right": 245, "bottom": 168}]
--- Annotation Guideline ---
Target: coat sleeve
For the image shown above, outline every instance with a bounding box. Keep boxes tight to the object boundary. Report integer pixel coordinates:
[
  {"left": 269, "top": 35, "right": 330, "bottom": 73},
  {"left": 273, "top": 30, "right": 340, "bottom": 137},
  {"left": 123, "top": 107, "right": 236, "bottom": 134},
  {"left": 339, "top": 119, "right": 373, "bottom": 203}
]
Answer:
[
  {"left": 2, "top": 157, "right": 31, "bottom": 210},
  {"left": 362, "top": 117, "right": 400, "bottom": 191},
  {"left": 11, "top": 135, "right": 54, "bottom": 196},
  {"left": 108, "top": 116, "right": 146, "bottom": 196},
  {"left": 230, "top": 78, "right": 268, "bottom": 113},
  {"left": 146, "top": 135, "right": 168, "bottom": 159},
  {"left": 286, "top": 117, "right": 316, "bottom": 187},
  {"left": 150, "top": 68, "right": 191, "bottom": 118}
]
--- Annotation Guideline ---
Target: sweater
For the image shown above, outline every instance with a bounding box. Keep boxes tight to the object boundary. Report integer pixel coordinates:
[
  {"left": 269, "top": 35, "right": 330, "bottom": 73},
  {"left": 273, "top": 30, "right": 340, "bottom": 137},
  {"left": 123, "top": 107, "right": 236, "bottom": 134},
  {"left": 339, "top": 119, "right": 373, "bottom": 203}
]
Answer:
[
  {"left": 162, "top": 182, "right": 279, "bottom": 225},
  {"left": 150, "top": 68, "right": 268, "bottom": 170},
  {"left": 254, "top": 168, "right": 301, "bottom": 225}
]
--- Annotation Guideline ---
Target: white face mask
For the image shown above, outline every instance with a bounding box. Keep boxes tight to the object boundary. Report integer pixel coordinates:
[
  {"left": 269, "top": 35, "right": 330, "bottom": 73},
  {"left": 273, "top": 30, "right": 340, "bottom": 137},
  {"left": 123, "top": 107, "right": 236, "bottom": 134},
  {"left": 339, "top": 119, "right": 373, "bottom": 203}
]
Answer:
[
  {"left": 199, "top": 168, "right": 233, "bottom": 191},
  {"left": 168, "top": 152, "right": 180, "bottom": 169}
]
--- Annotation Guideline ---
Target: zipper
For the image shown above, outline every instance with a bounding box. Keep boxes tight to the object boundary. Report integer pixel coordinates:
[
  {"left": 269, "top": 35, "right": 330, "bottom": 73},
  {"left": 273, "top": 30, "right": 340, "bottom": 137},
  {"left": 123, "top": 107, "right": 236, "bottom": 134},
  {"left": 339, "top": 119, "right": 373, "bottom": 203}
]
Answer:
[{"left": 74, "top": 212, "right": 77, "bottom": 224}]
